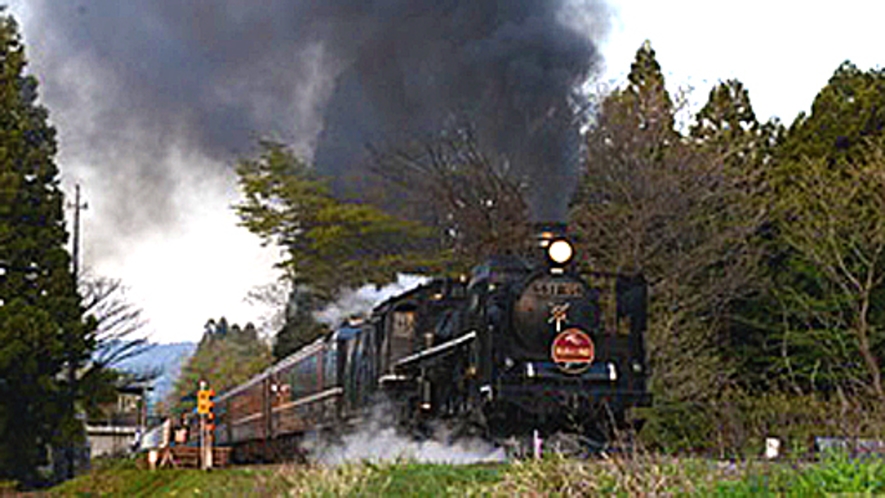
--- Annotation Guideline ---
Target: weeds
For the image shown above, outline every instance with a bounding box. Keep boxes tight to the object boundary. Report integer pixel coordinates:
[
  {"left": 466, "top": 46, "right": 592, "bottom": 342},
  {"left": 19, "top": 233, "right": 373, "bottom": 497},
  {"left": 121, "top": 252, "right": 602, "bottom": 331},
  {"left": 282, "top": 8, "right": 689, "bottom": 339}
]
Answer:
[{"left": 43, "top": 445, "right": 885, "bottom": 497}]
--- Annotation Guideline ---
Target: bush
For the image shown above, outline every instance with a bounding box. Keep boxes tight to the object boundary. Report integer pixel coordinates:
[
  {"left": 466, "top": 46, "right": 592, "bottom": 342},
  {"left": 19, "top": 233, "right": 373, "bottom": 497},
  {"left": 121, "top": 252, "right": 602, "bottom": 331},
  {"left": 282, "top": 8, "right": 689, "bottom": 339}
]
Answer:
[
  {"left": 637, "top": 389, "right": 885, "bottom": 458},
  {"left": 634, "top": 401, "right": 720, "bottom": 455}
]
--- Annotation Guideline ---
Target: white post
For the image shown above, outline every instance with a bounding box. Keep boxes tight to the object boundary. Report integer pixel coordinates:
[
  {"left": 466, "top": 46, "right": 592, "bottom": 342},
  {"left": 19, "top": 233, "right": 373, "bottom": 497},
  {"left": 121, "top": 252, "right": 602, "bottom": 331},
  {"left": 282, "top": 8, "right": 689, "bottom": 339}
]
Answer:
[
  {"left": 205, "top": 424, "right": 213, "bottom": 470},
  {"left": 533, "top": 430, "right": 542, "bottom": 459},
  {"left": 764, "top": 437, "right": 781, "bottom": 459}
]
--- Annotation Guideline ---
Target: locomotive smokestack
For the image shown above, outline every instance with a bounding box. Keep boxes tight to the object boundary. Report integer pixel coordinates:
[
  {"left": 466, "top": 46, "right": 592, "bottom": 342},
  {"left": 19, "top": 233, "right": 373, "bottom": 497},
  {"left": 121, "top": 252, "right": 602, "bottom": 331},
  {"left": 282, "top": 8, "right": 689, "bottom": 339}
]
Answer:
[{"left": 534, "top": 221, "right": 568, "bottom": 246}]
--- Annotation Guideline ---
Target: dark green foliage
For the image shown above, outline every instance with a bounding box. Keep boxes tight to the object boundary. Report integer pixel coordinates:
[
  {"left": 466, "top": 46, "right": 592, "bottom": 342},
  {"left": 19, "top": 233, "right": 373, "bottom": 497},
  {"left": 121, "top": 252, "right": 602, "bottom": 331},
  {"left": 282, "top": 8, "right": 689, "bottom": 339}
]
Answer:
[
  {"left": 780, "top": 61, "right": 885, "bottom": 165},
  {"left": 752, "top": 63, "right": 885, "bottom": 398},
  {"left": 626, "top": 40, "right": 676, "bottom": 138},
  {"left": 234, "top": 141, "right": 445, "bottom": 302},
  {"left": 0, "top": 12, "right": 94, "bottom": 485},
  {"left": 272, "top": 285, "right": 327, "bottom": 361},
  {"left": 0, "top": 300, "right": 64, "bottom": 482},
  {"left": 690, "top": 79, "right": 783, "bottom": 173}
]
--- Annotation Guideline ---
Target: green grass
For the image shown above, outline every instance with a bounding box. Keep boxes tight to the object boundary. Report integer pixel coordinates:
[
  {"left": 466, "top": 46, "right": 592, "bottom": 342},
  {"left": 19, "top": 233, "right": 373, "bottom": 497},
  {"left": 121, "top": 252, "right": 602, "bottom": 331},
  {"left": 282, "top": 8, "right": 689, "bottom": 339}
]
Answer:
[
  {"left": 715, "top": 451, "right": 885, "bottom": 497},
  {"left": 45, "top": 457, "right": 290, "bottom": 497},
  {"left": 44, "top": 450, "right": 885, "bottom": 497}
]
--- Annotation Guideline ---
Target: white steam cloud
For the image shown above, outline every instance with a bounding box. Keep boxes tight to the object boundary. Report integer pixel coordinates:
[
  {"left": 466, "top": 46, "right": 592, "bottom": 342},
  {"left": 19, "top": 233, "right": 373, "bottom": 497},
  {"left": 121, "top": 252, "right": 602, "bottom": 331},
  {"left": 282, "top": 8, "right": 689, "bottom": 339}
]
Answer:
[
  {"left": 314, "top": 274, "right": 430, "bottom": 327},
  {"left": 304, "top": 404, "right": 506, "bottom": 466}
]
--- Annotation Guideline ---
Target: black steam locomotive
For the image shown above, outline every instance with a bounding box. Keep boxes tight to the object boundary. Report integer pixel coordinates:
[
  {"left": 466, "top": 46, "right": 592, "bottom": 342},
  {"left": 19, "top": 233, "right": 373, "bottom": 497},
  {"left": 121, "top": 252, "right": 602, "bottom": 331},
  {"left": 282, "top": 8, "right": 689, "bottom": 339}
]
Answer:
[{"left": 208, "top": 225, "right": 650, "bottom": 461}]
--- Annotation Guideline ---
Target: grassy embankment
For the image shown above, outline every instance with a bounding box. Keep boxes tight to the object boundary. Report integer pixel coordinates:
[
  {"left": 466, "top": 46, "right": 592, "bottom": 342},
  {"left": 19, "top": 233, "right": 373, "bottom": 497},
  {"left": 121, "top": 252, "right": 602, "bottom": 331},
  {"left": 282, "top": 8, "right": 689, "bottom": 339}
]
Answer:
[{"left": 43, "top": 451, "right": 885, "bottom": 497}]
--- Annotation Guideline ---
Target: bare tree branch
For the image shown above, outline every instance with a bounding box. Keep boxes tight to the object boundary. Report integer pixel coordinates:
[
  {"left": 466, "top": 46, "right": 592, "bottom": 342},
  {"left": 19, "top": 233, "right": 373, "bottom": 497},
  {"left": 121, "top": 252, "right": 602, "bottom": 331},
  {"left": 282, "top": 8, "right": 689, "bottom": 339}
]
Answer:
[{"left": 79, "top": 273, "right": 152, "bottom": 373}]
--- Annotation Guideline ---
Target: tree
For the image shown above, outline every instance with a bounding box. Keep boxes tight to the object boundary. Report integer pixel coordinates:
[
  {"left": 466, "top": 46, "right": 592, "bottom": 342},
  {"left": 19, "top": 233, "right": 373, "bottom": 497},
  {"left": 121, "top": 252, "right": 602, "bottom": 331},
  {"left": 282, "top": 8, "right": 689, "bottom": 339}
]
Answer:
[
  {"left": 369, "top": 127, "right": 532, "bottom": 269},
  {"left": 750, "top": 62, "right": 885, "bottom": 399},
  {"left": 80, "top": 275, "right": 149, "bottom": 367},
  {"left": 771, "top": 144, "right": 885, "bottom": 398},
  {"left": 690, "top": 79, "right": 782, "bottom": 171},
  {"left": 235, "top": 141, "right": 443, "bottom": 302},
  {"left": 168, "top": 318, "right": 272, "bottom": 414},
  {"left": 272, "top": 284, "right": 328, "bottom": 360},
  {"left": 779, "top": 61, "right": 885, "bottom": 165},
  {"left": 76, "top": 275, "right": 155, "bottom": 421},
  {"left": 234, "top": 141, "right": 447, "bottom": 355},
  {"left": 573, "top": 43, "right": 771, "bottom": 450},
  {"left": 0, "top": 301, "right": 66, "bottom": 484},
  {"left": 0, "top": 12, "right": 94, "bottom": 485},
  {"left": 685, "top": 79, "right": 788, "bottom": 392}
]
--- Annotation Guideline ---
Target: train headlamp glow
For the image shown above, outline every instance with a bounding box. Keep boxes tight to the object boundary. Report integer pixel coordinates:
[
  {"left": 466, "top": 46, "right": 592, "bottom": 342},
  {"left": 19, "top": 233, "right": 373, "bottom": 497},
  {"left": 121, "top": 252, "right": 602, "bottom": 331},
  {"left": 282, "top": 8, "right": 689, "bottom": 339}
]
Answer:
[{"left": 547, "top": 239, "right": 574, "bottom": 265}]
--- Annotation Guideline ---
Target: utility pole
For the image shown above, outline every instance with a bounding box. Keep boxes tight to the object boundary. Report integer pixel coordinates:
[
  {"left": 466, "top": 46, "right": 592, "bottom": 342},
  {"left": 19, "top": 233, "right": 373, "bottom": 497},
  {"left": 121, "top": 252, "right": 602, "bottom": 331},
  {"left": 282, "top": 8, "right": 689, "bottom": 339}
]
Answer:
[
  {"left": 71, "top": 184, "right": 88, "bottom": 281},
  {"left": 64, "top": 184, "right": 88, "bottom": 480}
]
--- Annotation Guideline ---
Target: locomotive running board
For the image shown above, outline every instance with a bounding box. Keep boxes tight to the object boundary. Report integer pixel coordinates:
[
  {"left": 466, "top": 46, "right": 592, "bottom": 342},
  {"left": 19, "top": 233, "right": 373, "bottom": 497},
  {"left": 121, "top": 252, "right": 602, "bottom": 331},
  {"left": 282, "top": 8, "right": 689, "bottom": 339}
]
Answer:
[{"left": 394, "top": 331, "right": 477, "bottom": 371}]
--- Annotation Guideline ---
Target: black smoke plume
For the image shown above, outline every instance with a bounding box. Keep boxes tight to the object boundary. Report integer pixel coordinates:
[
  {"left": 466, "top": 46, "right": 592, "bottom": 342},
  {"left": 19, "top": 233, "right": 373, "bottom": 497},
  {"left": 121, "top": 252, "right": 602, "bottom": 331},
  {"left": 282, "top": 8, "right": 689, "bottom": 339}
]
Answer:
[{"left": 26, "top": 0, "right": 608, "bottom": 250}]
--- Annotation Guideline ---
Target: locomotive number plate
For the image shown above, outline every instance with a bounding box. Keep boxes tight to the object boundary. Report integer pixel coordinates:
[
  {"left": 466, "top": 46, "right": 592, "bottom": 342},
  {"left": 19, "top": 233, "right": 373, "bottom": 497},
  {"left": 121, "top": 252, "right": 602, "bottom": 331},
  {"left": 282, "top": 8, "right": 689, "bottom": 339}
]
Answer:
[
  {"left": 551, "top": 328, "right": 595, "bottom": 374},
  {"left": 531, "top": 281, "right": 583, "bottom": 297}
]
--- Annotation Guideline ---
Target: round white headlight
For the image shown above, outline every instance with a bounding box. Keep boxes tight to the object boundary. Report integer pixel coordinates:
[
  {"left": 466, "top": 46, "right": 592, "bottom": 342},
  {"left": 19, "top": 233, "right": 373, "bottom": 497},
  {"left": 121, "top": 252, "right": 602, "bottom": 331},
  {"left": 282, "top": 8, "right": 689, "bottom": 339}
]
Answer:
[{"left": 547, "top": 239, "right": 574, "bottom": 265}]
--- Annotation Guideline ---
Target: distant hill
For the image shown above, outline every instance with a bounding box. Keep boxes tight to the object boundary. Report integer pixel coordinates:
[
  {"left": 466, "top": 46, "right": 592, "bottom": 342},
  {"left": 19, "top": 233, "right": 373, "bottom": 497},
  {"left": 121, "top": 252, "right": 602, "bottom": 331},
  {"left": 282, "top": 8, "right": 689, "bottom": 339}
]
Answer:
[{"left": 107, "top": 342, "right": 196, "bottom": 406}]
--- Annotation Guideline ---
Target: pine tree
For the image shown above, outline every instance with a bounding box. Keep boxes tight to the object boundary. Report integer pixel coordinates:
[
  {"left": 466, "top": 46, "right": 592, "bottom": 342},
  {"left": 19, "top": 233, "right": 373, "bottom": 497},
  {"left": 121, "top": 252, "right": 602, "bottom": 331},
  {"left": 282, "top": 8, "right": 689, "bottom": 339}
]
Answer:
[
  {"left": 621, "top": 39, "right": 677, "bottom": 151},
  {"left": 780, "top": 61, "right": 885, "bottom": 165},
  {"left": 683, "top": 79, "right": 787, "bottom": 393},
  {"left": 691, "top": 79, "right": 761, "bottom": 154},
  {"left": 576, "top": 40, "right": 680, "bottom": 272},
  {"left": 169, "top": 318, "right": 271, "bottom": 415},
  {"left": 234, "top": 141, "right": 443, "bottom": 301},
  {"left": 0, "top": 12, "right": 93, "bottom": 485}
]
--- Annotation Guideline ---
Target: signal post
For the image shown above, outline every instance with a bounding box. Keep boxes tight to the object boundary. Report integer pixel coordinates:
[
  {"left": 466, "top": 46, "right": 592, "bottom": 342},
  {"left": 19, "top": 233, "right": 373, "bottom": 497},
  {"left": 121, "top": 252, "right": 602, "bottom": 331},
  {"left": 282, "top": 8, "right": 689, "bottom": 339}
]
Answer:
[{"left": 197, "top": 381, "right": 216, "bottom": 470}]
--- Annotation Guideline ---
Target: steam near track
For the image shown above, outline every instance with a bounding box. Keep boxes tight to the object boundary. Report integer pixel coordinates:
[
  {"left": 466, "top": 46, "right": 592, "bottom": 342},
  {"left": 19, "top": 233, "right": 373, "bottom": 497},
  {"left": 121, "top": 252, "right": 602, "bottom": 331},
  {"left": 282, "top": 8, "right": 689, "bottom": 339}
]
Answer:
[
  {"left": 309, "top": 276, "right": 508, "bottom": 465},
  {"left": 304, "top": 403, "right": 506, "bottom": 465}
]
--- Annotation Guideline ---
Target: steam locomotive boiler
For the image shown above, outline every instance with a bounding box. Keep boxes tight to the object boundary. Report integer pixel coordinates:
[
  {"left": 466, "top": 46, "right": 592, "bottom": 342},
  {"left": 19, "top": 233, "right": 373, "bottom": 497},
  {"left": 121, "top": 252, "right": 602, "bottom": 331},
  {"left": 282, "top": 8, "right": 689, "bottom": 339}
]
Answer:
[
  {"left": 377, "top": 224, "right": 651, "bottom": 448},
  {"left": 206, "top": 224, "right": 650, "bottom": 461}
]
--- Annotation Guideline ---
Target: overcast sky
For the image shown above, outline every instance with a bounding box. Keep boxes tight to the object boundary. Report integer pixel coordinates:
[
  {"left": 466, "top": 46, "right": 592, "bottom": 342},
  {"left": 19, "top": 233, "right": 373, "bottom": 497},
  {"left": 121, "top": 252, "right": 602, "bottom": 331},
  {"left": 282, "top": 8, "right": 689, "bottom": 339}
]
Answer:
[{"left": 5, "top": 1, "right": 883, "bottom": 344}]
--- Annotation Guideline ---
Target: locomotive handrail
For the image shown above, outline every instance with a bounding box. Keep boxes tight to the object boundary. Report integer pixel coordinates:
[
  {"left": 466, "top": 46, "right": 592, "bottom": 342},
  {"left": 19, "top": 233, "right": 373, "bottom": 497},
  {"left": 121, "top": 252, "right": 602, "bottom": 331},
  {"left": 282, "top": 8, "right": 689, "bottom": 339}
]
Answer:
[{"left": 394, "top": 331, "right": 477, "bottom": 368}]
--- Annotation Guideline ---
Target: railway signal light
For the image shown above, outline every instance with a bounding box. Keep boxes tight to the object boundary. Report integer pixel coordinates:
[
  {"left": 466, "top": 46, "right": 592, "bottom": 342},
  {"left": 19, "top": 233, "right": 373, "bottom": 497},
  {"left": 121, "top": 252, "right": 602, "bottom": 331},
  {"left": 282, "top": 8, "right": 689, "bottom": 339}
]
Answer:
[{"left": 197, "top": 388, "right": 215, "bottom": 415}]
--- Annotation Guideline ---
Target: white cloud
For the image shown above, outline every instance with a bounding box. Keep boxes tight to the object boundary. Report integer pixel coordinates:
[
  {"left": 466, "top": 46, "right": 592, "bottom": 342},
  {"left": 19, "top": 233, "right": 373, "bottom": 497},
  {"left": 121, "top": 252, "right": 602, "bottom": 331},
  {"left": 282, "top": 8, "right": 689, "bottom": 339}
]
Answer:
[
  {"left": 90, "top": 154, "right": 280, "bottom": 344},
  {"left": 601, "top": 0, "right": 884, "bottom": 123}
]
